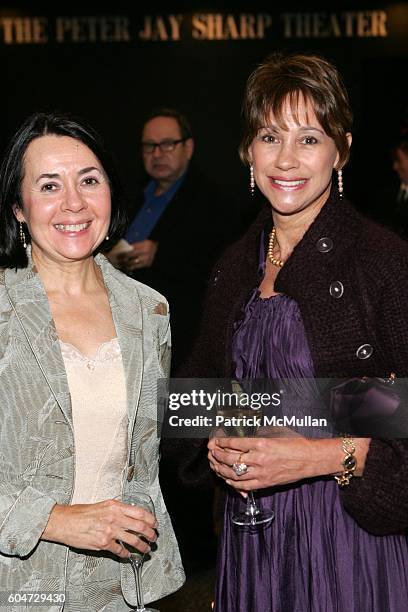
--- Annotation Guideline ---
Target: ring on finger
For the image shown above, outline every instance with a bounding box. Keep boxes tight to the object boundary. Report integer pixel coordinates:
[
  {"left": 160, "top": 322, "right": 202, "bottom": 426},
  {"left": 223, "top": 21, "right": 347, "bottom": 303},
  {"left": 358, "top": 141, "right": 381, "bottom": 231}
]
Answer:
[
  {"left": 232, "top": 451, "right": 249, "bottom": 477},
  {"left": 232, "top": 461, "right": 248, "bottom": 476}
]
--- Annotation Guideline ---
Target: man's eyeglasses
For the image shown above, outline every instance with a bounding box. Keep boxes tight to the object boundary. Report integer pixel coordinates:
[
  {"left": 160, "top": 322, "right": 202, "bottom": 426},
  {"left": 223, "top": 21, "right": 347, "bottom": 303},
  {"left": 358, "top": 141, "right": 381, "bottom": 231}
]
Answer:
[{"left": 141, "top": 138, "right": 187, "bottom": 154}]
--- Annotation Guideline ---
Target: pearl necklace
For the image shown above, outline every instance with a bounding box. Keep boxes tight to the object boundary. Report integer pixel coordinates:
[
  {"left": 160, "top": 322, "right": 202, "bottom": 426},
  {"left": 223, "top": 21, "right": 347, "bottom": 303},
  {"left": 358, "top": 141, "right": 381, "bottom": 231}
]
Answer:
[{"left": 267, "top": 227, "right": 284, "bottom": 268}]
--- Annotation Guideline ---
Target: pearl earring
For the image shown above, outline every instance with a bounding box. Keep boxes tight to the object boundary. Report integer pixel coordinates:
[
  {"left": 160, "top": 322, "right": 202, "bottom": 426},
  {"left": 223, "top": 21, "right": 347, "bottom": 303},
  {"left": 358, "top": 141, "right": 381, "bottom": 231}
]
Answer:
[
  {"left": 250, "top": 165, "right": 255, "bottom": 196},
  {"left": 337, "top": 169, "right": 343, "bottom": 199}
]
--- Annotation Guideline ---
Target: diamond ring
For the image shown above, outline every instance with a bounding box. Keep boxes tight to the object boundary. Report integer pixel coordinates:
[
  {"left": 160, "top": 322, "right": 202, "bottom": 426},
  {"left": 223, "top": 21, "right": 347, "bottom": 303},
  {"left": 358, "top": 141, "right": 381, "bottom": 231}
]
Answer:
[{"left": 232, "top": 462, "right": 248, "bottom": 476}]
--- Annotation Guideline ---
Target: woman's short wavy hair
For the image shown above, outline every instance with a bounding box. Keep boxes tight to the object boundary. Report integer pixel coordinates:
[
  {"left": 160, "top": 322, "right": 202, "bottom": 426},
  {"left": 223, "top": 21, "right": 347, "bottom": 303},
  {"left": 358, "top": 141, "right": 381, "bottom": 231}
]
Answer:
[
  {"left": 0, "top": 112, "right": 126, "bottom": 269},
  {"left": 240, "top": 53, "right": 353, "bottom": 169}
]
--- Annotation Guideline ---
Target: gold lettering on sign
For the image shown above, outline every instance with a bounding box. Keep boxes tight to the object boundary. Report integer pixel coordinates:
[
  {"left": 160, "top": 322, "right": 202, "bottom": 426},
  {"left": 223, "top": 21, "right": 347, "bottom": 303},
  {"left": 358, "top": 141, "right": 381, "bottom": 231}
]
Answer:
[
  {"left": 357, "top": 12, "right": 372, "bottom": 36},
  {"left": 224, "top": 15, "right": 239, "bottom": 39},
  {"left": 213, "top": 15, "right": 224, "bottom": 40},
  {"left": 0, "top": 11, "right": 389, "bottom": 44},
  {"left": 329, "top": 14, "right": 342, "bottom": 37},
  {"left": 139, "top": 15, "right": 183, "bottom": 41},
  {"left": 240, "top": 14, "right": 257, "bottom": 38},
  {"left": 168, "top": 15, "right": 183, "bottom": 40},
  {"left": 343, "top": 13, "right": 355, "bottom": 37},
  {"left": 281, "top": 11, "right": 388, "bottom": 38},
  {"left": 192, "top": 13, "right": 272, "bottom": 40},
  {"left": 56, "top": 16, "right": 130, "bottom": 43},
  {"left": 192, "top": 14, "right": 215, "bottom": 39},
  {"left": 155, "top": 17, "right": 168, "bottom": 40},
  {"left": 191, "top": 15, "right": 207, "bottom": 40},
  {"left": 0, "top": 17, "right": 48, "bottom": 44},
  {"left": 257, "top": 14, "right": 272, "bottom": 39},
  {"left": 371, "top": 11, "right": 387, "bottom": 36}
]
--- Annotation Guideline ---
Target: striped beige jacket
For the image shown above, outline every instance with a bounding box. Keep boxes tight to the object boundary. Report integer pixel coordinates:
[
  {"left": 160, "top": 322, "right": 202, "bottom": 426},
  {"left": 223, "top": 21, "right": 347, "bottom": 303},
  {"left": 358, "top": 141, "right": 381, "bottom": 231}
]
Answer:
[{"left": 0, "top": 253, "right": 184, "bottom": 611}]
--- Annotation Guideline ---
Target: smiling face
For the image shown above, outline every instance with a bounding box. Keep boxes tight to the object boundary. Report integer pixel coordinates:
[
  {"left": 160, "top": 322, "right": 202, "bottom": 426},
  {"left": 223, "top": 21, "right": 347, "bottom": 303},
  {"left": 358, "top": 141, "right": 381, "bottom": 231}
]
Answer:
[
  {"left": 249, "top": 95, "right": 344, "bottom": 219},
  {"left": 14, "top": 134, "right": 111, "bottom": 265}
]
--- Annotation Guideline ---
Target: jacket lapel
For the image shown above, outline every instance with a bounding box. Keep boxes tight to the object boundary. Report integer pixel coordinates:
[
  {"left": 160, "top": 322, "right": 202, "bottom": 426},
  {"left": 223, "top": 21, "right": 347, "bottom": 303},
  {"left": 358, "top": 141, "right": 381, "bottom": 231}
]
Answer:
[
  {"left": 96, "top": 255, "right": 144, "bottom": 450},
  {"left": 4, "top": 264, "right": 73, "bottom": 424}
]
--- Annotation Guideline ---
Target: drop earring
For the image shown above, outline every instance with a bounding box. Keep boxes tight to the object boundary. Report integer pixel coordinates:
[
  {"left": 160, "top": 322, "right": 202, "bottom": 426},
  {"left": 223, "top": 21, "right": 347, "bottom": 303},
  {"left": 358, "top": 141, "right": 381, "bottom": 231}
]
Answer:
[
  {"left": 250, "top": 164, "right": 255, "bottom": 196},
  {"left": 337, "top": 169, "right": 343, "bottom": 199},
  {"left": 19, "top": 222, "right": 27, "bottom": 249}
]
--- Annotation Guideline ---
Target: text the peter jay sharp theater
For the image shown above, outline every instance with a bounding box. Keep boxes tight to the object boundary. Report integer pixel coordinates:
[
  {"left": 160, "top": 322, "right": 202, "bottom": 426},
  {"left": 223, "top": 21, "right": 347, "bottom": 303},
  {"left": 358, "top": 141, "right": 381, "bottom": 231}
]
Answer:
[{"left": 0, "top": 11, "right": 390, "bottom": 45}]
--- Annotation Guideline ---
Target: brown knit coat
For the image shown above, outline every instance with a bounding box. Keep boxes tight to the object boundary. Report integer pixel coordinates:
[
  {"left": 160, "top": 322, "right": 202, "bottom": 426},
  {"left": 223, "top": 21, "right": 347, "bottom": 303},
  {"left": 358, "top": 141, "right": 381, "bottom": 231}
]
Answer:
[{"left": 180, "top": 190, "right": 408, "bottom": 535}]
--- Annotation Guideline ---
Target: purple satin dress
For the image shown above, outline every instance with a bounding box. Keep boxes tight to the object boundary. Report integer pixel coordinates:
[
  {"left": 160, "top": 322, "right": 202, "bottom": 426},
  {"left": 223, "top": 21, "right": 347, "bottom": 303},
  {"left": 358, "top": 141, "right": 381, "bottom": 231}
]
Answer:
[{"left": 215, "top": 286, "right": 408, "bottom": 611}]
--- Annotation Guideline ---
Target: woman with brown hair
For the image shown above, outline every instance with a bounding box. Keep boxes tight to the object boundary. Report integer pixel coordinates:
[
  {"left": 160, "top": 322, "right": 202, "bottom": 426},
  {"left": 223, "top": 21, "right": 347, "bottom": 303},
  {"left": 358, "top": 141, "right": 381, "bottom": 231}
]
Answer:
[{"left": 187, "top": 53, "right": 408, "bottom": 610}]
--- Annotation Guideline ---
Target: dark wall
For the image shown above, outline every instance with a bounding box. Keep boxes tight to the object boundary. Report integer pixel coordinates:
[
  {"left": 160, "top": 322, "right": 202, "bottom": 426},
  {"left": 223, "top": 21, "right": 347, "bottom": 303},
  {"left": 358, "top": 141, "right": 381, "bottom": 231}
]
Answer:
[{"left": 1, "top": 2, "right": 407, "bottom": 217}]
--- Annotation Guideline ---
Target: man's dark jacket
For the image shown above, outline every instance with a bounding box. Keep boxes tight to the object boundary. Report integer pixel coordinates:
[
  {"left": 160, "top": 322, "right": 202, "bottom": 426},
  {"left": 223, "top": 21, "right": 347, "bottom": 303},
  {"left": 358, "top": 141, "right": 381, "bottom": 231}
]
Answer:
[{"left": 130, "top": 166, "right": 234, "bottom": 372}]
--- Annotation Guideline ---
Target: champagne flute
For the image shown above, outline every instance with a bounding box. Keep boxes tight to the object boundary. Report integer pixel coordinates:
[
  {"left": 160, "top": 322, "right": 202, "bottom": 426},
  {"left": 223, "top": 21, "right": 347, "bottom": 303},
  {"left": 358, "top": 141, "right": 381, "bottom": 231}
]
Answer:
[
  {"left": 121, "top": 492, "right": 159, "bottom": 612},
  {"left": 217, "top": 380, "right": 274, "bottom": 527}
]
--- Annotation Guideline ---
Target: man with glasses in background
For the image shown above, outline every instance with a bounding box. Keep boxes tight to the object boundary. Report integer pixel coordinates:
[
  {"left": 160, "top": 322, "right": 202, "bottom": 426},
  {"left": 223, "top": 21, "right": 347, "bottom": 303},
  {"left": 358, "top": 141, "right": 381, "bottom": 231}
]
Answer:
[{"left": 108, "top": 108, "right": 231, "bottom": 374}]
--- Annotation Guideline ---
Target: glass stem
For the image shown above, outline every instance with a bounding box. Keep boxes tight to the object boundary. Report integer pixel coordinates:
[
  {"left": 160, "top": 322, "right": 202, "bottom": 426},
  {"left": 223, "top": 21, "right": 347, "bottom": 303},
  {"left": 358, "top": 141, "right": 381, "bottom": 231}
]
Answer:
[
  {"left": 130, "top": 559, "right": 145, "bottom": 612},
  {"left": 246, "top": 491, "right": 260, "bottom": 517}
]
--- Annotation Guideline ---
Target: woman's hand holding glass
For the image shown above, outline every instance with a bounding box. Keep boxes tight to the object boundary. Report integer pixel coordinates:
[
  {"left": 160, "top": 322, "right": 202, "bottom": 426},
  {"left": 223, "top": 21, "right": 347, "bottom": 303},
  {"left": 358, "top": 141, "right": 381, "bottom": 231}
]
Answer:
[
  {"left": 42, "top": 499, "right": 157, "bottom": 558},
  {"left": 120, "top": 493, "right": 159, "bottom": 612},
  {"left": 208, "top": 435, "right": 311, "bottom": 491},
  {"left": 208, "top": 436, "right": 371, "bottom": 491},
  {"left": 209, "top": 382, "right": 274, "bottom": 526}
]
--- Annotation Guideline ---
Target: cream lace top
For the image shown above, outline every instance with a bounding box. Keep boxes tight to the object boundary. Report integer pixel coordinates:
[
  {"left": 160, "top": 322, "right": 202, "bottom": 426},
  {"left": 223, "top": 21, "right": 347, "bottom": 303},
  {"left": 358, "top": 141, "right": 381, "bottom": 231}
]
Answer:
[{"left": 60, "top": 338, "right": 128, "bottom": 505}]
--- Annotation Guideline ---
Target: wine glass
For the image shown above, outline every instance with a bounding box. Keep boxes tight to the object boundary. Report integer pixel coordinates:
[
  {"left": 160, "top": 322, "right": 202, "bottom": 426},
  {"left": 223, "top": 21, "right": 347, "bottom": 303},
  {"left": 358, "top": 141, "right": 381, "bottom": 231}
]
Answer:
[
  {"left": 121, "top": 492, "right": 159, "bottom": 612},
  {"left": 217, "top": 380, "right": 275, "bottom": 527}
]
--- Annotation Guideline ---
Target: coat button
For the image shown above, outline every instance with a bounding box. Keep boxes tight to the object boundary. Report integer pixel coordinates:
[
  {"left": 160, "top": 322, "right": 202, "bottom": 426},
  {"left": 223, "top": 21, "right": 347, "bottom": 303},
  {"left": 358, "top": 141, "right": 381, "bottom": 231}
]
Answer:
[
  {"left": 329, "top": 281, "right": 344, "bottom": 298},
  {"left": 316, "top": 237, "right": 333, "bottom": 253},
  {"left": 127, "top": 465, "right": 135, "bottom": 481},
  {"left": 356, "top": 344, "right": 373, "bottom": 359}
]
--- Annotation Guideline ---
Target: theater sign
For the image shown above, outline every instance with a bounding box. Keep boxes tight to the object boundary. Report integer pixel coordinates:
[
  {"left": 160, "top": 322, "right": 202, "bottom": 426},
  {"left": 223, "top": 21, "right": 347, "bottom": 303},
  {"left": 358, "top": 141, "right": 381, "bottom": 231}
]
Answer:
[{"left": 0, "top": 10, "right": 392, "bottom": 44}]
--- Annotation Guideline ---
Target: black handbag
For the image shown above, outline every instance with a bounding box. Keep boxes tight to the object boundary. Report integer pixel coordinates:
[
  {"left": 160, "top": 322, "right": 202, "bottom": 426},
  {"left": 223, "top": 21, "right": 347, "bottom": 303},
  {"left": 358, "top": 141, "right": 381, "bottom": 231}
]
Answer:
[{"left": 330, "top": 374, "right": 403, "bottom": 437}]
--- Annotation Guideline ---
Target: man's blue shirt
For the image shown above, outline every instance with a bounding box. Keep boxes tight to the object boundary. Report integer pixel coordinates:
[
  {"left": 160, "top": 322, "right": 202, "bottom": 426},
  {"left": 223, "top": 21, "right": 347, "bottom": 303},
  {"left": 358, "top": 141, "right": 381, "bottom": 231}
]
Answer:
[{"left": 124, "top": 173, "right": 186, "bottom": 242}]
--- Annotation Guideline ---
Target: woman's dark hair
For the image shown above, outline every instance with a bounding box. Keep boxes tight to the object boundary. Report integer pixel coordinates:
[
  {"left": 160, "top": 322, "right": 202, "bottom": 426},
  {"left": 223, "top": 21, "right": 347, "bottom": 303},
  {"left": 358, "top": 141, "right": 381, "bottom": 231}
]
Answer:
[
  {"left": 0, "top": 111, "right": 127, "bottom": 268},
  {"left": 240, "top": 52, "right": 353, "bottom": 169}
]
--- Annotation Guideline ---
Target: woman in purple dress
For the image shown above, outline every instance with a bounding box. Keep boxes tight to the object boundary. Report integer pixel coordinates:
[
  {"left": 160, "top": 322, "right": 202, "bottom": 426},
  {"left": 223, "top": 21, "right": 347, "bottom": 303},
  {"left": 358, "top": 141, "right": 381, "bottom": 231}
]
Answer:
[{"left": 185, "top": 53, "right": 408, "bottom": 611}]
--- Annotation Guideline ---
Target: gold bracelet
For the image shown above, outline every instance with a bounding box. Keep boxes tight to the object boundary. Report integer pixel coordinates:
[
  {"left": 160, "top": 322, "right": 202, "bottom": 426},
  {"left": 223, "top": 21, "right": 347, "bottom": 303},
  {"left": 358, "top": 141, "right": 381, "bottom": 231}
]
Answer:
[{"left": 334, "top": 437, "right": 357, "bottom": 487}]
